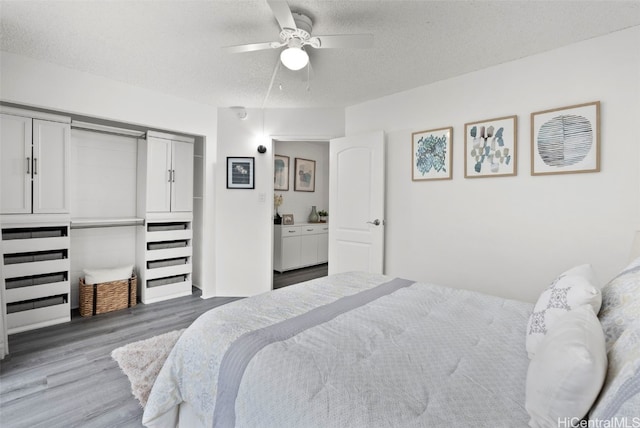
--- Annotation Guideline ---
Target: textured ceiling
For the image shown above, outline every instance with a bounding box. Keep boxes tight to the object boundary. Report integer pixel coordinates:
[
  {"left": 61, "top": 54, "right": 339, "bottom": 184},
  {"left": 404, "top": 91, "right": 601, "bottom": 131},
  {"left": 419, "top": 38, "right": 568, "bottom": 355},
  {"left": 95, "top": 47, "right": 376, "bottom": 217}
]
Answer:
[{"left": 1, "top": 0, "right": 639, "bottom": 109}]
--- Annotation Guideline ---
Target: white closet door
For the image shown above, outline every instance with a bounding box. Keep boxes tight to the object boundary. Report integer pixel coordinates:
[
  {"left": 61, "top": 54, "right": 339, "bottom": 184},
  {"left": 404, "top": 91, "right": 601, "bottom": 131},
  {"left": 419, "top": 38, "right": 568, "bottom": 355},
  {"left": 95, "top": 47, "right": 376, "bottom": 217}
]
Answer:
[
  {"left": 32, "top": 119, "right": 70, "bottom": 214},
  {"left": 170, "top": 140, "right": 194, "bottom": 212},
  {"left": 146, "top": 137, "right": 172, "bottom": 212},
  {"left": 1, "top": 114, "right": 32, "bottom": 214}
]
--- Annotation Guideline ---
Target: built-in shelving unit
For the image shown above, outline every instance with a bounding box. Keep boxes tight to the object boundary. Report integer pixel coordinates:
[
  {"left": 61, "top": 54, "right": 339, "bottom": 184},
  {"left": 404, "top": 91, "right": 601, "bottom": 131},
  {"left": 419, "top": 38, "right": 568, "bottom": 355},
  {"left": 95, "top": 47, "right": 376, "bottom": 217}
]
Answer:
[
  {"left": 0, "top": 106, "right": 201, "bottom": 343},
  {"left": 136, "top": 131, "right": 195, "bottom": 304},
  {"left": 1, "top": 221, "right": 71, "bottom": 334},
  {"left": 137, "top": 217, "right": 192, "bottom": 303}
]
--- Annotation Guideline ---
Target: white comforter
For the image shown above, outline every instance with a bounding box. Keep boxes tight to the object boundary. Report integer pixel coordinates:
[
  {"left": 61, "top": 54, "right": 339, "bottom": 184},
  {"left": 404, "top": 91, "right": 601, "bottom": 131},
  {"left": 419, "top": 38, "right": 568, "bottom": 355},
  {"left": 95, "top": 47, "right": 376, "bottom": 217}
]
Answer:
[{"left": 143, "top": 272, "right": 533, "bottom": 427}]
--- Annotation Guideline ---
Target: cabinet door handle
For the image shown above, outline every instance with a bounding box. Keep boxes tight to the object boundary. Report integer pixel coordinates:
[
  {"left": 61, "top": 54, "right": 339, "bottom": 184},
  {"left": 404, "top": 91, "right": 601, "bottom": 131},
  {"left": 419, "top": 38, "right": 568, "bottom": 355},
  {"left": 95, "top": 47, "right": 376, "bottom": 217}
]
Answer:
[
  {"left": 26, "top": 157, "right": 30, "bottom": 174},
  {"left": 288, "top": 230, "right": 296, "bottom": 233},
  {"left": 33, "top": 158, "right": 38, "bottom": 175}
]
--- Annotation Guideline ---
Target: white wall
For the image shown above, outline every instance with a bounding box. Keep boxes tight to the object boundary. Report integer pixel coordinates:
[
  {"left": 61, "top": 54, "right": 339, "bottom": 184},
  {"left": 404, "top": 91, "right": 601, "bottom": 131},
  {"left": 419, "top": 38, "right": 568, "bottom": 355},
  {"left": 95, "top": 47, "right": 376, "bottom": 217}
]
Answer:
[
  {"left": 0, "top": 51, "right": 219, "bottom": 299},
  {"left": 274, "top": 140, "right": 330, "bottom": 223},
  {"left": 215, "top": 108, "right": 343, "bottom": 296},
  {"left": 346, "top": 27, "right": 640, "bottom": 303}
]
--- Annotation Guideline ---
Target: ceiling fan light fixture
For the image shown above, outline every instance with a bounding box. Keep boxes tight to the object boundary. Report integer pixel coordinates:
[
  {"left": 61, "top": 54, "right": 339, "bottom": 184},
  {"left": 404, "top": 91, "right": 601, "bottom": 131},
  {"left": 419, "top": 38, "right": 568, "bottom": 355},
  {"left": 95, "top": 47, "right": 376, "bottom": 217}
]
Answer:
[{"left": 280, "top": 46, "right": 309, "bottom": 71}]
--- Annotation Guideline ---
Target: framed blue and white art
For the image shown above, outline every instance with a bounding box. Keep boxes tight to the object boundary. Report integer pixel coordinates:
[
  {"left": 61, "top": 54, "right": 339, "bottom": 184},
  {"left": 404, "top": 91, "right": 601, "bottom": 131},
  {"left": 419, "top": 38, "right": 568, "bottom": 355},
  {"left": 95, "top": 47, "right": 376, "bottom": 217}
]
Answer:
[
  {"left": 294, "top": 158, "right": 315, "bottom": 192},
  {"left": 464, "top": 115, "right": 517, "bottom": 178},
  {"left": 531, "top": 101, "right": 600, "bottom": 176},
  {"left": 411, "top": 126, "right": 453, "bottom": 181}
]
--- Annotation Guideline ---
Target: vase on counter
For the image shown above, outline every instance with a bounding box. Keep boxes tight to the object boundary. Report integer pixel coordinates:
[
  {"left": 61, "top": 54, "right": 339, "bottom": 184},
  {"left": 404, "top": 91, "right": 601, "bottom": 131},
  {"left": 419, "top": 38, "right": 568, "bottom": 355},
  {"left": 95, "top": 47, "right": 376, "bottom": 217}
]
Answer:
[{"left": 308, "top": 206, "right": 319, "bottom": 223}]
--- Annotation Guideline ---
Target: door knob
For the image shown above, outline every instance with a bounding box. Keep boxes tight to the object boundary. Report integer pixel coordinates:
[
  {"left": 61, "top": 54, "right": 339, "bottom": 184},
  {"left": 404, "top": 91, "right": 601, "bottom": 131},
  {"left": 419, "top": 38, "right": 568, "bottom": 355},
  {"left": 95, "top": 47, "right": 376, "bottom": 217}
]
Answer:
[{"left": 367, "top": 219, "right": 382, "bottom": 226}]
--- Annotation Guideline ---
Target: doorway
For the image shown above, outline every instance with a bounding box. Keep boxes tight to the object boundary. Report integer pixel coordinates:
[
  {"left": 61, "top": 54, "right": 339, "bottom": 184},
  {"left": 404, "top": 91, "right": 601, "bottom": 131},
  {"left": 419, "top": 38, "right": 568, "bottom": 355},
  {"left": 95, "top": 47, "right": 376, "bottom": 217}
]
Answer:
[{"left": 272, "top": 139, "right": 330, "bottom": 289}]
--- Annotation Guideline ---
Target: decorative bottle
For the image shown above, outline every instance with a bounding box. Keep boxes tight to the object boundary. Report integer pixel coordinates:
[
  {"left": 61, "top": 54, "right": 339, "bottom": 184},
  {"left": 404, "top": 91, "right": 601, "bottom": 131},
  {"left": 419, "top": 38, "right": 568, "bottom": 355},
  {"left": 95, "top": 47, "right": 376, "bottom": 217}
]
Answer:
[{"left": 308, "top": 206, "right": 319, "bottom": 223}]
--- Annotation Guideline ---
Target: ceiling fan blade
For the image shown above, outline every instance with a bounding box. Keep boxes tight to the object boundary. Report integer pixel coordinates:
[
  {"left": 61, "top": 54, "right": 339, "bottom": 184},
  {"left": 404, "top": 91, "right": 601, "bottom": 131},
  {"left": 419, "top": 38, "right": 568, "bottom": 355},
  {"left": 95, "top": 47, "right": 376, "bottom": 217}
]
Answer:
[
  {"left": 267, "top": 0, "right": 297, "bottom": 30},
  {"left": 223, "top": 41, "right": 282, "bottom": 54},
  {"left": 312, "top": 34, "right": 374, "bottom": 49}
]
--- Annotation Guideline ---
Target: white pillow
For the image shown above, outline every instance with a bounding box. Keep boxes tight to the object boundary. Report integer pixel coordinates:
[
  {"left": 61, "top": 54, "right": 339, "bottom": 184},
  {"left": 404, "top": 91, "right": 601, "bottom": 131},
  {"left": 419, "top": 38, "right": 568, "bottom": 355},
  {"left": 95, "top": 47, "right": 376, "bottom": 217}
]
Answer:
[
  {"left": 83, "top": 265, "right": 134, "bottom": 284},
  {"left": 599, "top": 258, "right": 640, "bottom": 349},
  {"left": 526, "top": 264, "right": 601, "bottom": 358},
  {"left": 589, "top": 320, "right": 640, "bottom": 420},
  {"left": 525, "top": 305, "right": 607, "bottom": 428}
]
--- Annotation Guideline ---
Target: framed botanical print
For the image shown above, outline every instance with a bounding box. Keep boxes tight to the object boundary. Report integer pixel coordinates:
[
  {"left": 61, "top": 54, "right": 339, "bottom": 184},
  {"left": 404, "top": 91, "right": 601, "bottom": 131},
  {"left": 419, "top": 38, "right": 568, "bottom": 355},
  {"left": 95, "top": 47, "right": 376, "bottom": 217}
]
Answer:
[
  {"left": 294, "top": 158, "right": 315, "bottom": 192},
  {"left": 531, "top": 101, "right": 600, "bottom": 175},
  {"left": 411, "top": 126, "right": 453, "bottom": 181}
]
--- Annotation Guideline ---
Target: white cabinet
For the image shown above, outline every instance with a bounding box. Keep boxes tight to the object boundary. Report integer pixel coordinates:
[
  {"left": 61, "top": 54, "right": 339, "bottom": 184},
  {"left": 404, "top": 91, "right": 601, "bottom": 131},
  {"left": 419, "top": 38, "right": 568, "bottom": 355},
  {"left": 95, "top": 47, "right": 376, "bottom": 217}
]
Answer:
[
  {"left": 1, "top": 113, "right": 70, "bottom": 215},
  {"left": 136, "top": 218, "right": 193, "bottom": 304},
  {"left": 1, "top": 221, "right": 71, "bottom": 334},
  {"left": 1, "top": 114, "right": 31, "bottom": 214},
  {"left": 274, "top": 224, "right": 329, "bottom": 273},
  {"left": 140, "top": 132, "right": 194, "bottom": 214},
  {"left": 137, "top": 131, "right": 195, "bottom": 304},
  {"left": 279, "top": 226, "right": 301, "bottom": 271},
  {"left": 171, "top": 141, "right": 194, "bottom": 212}
]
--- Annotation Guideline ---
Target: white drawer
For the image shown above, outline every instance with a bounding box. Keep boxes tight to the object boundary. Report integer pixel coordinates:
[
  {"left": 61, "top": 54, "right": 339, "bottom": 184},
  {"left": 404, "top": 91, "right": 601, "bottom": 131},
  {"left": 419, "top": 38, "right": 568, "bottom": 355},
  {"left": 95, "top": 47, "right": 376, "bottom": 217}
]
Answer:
[
  {"left": 301, "top": 225, "right": 322, "bottom": 235},
  {"left": 281, "top": 227, "right": 300, "bottom": 236}
]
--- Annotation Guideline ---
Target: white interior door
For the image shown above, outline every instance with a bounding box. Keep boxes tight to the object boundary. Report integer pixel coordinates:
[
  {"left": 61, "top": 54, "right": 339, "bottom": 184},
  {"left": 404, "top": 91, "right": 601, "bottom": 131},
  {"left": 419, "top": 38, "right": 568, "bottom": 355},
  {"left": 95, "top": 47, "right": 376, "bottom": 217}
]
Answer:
[{"left": 329, "top": 131, "right": 385, "bottom": 275}]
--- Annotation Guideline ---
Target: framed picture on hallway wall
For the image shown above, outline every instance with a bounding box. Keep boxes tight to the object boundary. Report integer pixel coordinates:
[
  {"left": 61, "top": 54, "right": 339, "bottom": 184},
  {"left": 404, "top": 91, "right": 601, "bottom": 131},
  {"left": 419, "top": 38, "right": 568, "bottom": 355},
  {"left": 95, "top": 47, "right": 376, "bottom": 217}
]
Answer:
[
  {"left": 227, "top": 157, "right": 255, "bottom": 189},
  {"left": 274, "top": 154, "right": 290, "bottom": 191},
  {"left": 294, "top": 158, "right": 316, "bottom": 192}
]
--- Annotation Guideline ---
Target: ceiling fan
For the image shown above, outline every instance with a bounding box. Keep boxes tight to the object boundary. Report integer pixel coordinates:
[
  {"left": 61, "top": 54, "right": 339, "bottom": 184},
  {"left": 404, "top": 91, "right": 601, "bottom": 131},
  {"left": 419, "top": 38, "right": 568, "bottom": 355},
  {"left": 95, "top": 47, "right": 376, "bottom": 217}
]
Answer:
[{"left": 223, "top": 0, "right": 374, "bottom": 71}]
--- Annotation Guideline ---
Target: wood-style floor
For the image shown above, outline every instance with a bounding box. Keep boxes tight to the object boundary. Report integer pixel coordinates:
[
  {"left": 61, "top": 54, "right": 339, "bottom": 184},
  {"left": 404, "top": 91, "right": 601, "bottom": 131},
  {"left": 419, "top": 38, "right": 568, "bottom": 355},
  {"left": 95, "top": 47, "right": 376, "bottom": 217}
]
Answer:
[
  {"left": 273, "top": 263, "right": 328, "bottom": 289},
  {"left": 0, "top": 265, "right": 327, "bottom": 428}
]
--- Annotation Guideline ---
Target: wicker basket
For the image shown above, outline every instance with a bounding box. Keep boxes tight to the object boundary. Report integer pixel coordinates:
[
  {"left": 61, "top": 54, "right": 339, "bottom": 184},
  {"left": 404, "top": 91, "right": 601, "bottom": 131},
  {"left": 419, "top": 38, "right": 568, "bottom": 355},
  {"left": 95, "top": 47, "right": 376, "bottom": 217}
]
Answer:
[{"left": 79, "top": 275, "right": 137, "bottom": 317}]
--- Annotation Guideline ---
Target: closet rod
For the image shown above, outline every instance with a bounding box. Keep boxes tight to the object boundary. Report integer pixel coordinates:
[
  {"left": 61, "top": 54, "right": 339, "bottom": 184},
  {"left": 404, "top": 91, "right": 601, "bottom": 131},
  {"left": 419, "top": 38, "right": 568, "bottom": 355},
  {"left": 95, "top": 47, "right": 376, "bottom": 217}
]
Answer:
[
  {"left": 70, "top": 218, "right": 145, "bottom": 230},
  {"left": 71, "top": 121, "right": 146, "bottom": 139}
]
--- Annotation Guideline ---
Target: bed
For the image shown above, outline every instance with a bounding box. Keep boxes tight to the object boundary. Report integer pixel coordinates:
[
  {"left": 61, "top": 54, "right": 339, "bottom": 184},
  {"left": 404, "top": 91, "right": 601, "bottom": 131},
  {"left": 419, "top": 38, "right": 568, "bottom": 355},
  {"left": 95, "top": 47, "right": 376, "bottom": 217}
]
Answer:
[{"left": 142, "top": 265, "right": 640, "bottom": 427}]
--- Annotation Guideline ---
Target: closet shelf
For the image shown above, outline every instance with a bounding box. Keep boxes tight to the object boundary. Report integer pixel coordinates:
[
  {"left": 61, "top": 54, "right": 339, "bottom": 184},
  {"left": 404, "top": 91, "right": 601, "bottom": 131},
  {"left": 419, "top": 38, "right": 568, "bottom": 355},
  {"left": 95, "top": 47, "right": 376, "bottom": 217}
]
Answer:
[{"left": 70, "top": 217, "right": 145, "bottom": 229}]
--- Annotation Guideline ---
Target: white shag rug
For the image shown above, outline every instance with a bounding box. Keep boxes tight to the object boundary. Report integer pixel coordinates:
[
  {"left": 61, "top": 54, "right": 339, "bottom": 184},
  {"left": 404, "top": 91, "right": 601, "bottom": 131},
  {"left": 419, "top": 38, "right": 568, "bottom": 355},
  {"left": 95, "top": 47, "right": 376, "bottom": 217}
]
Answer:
[{"left": 111, "top": 329, "right": 185, "bottom": 407}]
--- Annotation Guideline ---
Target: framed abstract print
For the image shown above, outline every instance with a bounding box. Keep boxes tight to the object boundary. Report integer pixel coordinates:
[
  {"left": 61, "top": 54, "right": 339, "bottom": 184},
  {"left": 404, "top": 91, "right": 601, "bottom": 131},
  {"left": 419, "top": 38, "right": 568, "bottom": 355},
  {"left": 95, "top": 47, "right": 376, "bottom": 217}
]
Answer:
[
  {"left": 464, "top": 115, "right": 517, "bottom": 178},
  {"left": 411, "top": 127, "right": 453, "bottom": 181},
  {"left": 531, "top": 101, "right": 600, "bottom": 175}
]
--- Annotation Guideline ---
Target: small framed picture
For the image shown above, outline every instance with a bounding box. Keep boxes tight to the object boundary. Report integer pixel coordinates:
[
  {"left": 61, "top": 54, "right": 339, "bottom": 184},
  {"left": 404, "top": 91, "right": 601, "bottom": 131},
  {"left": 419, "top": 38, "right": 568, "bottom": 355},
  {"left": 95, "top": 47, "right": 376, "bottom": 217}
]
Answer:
[
  {"left": 274, "top": 154, "right": 290, "bottom": 191},
  {"left": 531, "top": 101, "right": 600, "bottom": 175},
  {"left": 282, "top": 214, "right": 294, "bottom": 225},
  {"left": 412, "top": 126, "right": 453, "bottom": 181},
  {"left": 227, "top": 157, "right": 255, "bottom": 189},
  {"left": 464, "top": 115, "right": 517, "bottom": 178},
  {"left": 294, "top": 158, "right": 316, "bottom": 192}
]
